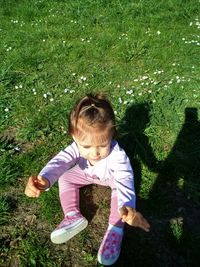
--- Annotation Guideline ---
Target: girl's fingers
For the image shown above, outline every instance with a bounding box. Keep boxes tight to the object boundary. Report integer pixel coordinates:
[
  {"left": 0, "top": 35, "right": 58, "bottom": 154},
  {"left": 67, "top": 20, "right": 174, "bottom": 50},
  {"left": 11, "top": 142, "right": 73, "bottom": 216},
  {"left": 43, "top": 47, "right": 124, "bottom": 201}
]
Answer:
[
  {"left": 119, "top": 206, "right": 128, "bottom": 216},
  {"left": 26, "top": 188, "right": 39, "bottom": 197},
  {"left": 121, "top": 215, "right": 127, "bottom": 223},
  {"left": 127, "top": 212, "right": 150, "bottom": 232},
  {"left": 25, "top": 176, "right": 41, "bottom": 197},
  {"left": 140, "top": 221, "right": 150, "bottom": 232},
  {"left": 137, "top": 214, "right": 150, "bottom": 232}
]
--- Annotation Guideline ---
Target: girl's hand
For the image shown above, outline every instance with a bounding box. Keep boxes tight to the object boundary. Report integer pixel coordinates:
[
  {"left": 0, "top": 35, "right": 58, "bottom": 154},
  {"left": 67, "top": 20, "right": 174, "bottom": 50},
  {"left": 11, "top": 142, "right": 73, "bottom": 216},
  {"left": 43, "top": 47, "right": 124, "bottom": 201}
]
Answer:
[
  {"left": 119, "top": 206, "right": 150, "bottom": 232},
  {"left": 24, "top": 175, "right": 49, "bottom": 198}
]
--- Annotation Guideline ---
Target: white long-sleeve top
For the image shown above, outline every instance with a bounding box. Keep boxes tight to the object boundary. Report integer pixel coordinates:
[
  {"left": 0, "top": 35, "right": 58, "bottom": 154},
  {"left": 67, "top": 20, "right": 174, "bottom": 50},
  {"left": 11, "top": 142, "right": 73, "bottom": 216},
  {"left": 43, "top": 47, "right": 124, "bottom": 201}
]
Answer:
[{"left": 39, "top": 140, "right": 136, "bottom": 209}]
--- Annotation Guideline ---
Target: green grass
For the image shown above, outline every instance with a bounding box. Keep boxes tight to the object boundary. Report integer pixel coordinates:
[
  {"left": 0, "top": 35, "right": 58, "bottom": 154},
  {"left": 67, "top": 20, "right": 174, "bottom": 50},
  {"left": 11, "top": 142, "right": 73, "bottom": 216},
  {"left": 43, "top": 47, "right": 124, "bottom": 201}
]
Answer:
[
  {"left": 0, "top": 0, "right": 200, "bottom": 266},
  {"left": 0, "top": 196, "right": 12, "bottom": 225}
]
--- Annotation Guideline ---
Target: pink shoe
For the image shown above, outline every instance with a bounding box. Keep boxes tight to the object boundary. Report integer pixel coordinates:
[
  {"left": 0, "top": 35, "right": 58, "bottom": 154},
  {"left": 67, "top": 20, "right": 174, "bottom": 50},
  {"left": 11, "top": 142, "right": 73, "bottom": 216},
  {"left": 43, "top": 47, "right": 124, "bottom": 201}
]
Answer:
[
  {"left": 50, "top": 212, "right": 88, "bottom": 244},
  {"left": 97, "top": 226, "right": 123, "bottom": 266}
]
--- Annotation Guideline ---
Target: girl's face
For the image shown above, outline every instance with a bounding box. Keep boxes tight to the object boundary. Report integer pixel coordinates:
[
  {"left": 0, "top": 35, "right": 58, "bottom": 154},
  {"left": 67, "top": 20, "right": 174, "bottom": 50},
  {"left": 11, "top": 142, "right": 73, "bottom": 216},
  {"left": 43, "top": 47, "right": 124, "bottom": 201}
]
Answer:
[{"left": 73, "top": 132, "right": 112, "bottom": 166}]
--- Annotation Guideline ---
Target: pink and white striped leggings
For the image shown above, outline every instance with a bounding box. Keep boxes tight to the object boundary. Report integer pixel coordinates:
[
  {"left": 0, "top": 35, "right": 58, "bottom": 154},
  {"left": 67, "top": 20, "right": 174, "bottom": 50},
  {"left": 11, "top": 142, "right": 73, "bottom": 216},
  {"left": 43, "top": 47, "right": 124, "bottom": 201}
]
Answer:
[{"left": 58, "top": 165, "right": 124, "bottom": 227}]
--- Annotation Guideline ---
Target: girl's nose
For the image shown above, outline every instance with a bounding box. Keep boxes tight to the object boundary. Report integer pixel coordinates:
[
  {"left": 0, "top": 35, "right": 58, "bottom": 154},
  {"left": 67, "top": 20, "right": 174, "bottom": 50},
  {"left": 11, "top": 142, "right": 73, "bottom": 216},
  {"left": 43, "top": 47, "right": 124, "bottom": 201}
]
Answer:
[{"left": 91, "top": 147, "right": 100, "bottom": 156}]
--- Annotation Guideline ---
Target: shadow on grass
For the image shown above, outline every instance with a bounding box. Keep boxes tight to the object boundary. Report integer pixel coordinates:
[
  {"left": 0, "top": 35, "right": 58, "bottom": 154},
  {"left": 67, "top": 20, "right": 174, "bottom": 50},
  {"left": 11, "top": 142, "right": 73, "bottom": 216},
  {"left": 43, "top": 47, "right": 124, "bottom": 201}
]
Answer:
[{"left": 115, "top": 104, "right": 200, "bottom": 267}]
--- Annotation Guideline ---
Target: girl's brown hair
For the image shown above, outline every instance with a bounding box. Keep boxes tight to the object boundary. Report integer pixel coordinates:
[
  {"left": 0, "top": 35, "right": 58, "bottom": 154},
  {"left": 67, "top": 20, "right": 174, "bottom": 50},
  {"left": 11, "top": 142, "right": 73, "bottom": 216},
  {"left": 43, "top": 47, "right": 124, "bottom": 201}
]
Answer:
[{"left": 69, "top": 93, "right": 116, "bottom": 140}]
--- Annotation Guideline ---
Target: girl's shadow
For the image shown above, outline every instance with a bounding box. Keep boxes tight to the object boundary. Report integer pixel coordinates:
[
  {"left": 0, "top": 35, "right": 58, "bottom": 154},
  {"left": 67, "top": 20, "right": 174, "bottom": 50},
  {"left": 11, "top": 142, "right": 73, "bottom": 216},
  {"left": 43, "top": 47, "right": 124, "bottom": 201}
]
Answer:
[{"left": 117, "top": 102, "right": 158, "bottom": 198}]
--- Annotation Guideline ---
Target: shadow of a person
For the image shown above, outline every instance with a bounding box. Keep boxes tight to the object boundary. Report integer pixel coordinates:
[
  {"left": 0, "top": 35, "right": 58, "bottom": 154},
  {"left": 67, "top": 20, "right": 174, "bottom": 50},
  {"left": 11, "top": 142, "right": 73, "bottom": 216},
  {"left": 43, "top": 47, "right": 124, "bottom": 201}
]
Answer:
[
  {"left": 147, "top": 107, "right": 200, "bottom": 266},
  {"left": 117, "top": 102, "right": 159, "bottom": 195},
  {"left": 149, "top": 107, "right": 200, "bottom": 211},
  {"left": 113, "top": 106, "right": 200, "bottom": 267}
]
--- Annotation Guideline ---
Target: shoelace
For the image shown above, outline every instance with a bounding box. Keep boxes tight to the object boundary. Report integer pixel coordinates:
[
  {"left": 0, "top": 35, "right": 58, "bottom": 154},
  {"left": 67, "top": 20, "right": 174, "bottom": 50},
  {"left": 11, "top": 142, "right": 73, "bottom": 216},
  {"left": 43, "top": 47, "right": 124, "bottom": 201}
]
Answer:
[{"left": 58, "top": 214, "right": 82, "bottom": 228}]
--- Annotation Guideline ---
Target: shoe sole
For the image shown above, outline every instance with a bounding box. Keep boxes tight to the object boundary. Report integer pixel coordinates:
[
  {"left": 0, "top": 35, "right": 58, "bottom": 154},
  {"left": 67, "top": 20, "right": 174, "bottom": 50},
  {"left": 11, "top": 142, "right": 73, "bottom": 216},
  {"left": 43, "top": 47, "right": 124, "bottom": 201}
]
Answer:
[
  {"left": 50, "top": 218, "right": 88, "bottom": 244},
  {"left": 97, "top": 252, "right": 120, "bottom": 266}
]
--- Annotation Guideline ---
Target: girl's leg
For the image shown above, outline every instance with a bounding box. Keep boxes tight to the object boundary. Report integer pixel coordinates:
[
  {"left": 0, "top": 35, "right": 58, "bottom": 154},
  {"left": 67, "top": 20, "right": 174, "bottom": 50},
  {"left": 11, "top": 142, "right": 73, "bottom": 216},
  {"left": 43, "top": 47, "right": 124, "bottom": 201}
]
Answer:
[
  {"left": 93, "top": 178, "right": 124, "bottom": 227},
  {"left": 109, "top": 189, "right": 124, "bottom": 227},
  {"left": 97, "top": 184, "right": 124, "bottom": 265},
  {"left": 51, "top": 165, "right": 91, "bottom": 244},
  {"left": 58, "top": 165, "right": 91, "bottom": 216}
]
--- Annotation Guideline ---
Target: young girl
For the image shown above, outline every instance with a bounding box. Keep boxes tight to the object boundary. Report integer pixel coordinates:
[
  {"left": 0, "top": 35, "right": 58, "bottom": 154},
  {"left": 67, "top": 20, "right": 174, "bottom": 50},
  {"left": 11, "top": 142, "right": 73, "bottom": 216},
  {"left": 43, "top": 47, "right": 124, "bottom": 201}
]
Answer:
[{"left": 25, "top": 93, "right": 150, "bottom": 266}]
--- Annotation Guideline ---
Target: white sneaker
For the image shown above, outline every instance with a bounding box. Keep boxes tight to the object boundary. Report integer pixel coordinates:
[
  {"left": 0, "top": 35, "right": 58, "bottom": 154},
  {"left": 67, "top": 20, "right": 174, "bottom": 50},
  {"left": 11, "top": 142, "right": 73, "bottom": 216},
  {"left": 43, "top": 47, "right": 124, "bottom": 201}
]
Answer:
[{"left": 51, "top": 212, "right": 88, "bottom": 244}]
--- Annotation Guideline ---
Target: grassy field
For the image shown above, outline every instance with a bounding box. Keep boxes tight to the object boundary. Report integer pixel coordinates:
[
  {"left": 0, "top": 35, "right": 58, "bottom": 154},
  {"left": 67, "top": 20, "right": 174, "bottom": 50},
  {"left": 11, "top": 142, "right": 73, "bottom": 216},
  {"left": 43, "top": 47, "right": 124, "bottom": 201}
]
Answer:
[{"left": 0, "top": 0, "right": 200, "bottom": 266}]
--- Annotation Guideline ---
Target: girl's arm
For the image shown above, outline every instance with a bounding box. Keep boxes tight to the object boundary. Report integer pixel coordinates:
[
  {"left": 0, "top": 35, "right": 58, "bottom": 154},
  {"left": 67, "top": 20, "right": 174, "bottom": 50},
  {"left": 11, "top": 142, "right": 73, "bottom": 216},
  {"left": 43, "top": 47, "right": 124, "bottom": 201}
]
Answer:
[
  {"left": 39, "top": 142, "right": 79, "bottom": 187},
  {"left": 110, "top": 142, "right": 150, "bottom": 231}
]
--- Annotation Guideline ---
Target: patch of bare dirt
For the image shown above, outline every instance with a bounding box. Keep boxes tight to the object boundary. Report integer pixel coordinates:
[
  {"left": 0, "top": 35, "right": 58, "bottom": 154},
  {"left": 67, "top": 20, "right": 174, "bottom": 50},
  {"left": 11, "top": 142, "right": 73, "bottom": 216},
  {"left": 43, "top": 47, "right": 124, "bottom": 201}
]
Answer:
[{"left": 1, "top": 182, "right": 200, "bottom": 267}]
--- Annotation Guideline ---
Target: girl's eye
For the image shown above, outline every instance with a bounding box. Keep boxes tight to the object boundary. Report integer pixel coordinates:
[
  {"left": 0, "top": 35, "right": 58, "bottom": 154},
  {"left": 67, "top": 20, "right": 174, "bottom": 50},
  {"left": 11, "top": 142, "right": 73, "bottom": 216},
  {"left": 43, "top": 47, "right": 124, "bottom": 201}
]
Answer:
[{"left": 83, "top": 146, "right": 90, "bottom": 149}]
